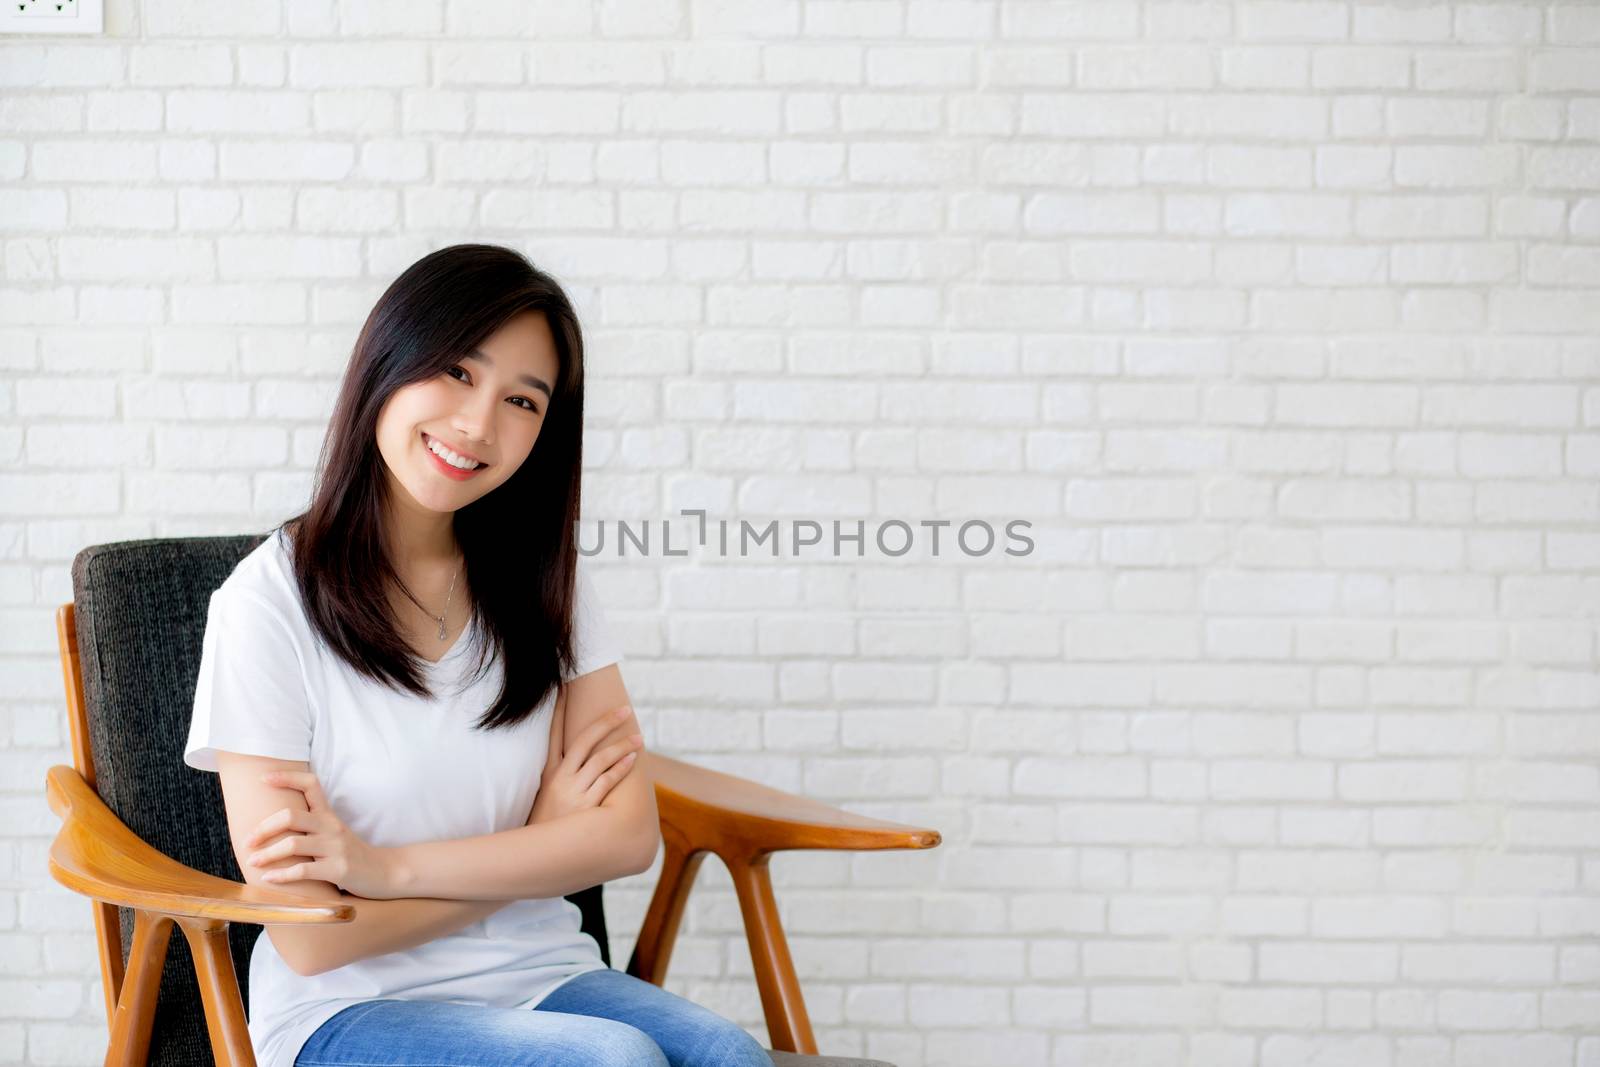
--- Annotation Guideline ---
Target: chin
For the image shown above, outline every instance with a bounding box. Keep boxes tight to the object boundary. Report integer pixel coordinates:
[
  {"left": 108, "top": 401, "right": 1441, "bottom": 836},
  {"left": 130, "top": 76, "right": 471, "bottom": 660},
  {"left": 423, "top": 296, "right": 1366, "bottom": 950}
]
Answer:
[{"left": 400, "top": 477, "right": 475, "bottom": 514}]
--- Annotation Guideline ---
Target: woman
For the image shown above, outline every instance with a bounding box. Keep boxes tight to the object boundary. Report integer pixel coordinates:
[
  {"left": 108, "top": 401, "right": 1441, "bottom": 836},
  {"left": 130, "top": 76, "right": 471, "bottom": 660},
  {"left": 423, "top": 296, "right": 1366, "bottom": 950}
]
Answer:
[{"left": 183, "top": 244, "right": 773, "bottom": 1067}]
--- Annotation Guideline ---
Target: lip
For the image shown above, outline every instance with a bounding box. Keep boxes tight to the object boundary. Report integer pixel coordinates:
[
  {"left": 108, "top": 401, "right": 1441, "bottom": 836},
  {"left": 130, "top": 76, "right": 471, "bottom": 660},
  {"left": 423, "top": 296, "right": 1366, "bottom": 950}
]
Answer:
[{"left": 422, "top": 432, "right": 487, "bottom": 481}]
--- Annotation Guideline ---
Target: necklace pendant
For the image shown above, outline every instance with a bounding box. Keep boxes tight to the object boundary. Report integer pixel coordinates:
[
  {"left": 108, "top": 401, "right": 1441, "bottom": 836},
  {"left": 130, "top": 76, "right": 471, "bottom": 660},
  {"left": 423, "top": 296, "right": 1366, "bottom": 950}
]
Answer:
[{"left": 436, "top": 616, "right": 447, "bottom": 641}]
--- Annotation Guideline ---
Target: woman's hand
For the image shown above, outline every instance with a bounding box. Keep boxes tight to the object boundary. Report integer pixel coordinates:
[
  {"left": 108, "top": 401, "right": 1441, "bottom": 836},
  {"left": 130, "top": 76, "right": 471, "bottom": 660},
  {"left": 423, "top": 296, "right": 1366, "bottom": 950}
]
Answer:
[
  {"left": 246, "top": 769, "right": 400, "bottom": 900},
  {"left": 527, "top": 691, "right": 644, "bottom": 827}
]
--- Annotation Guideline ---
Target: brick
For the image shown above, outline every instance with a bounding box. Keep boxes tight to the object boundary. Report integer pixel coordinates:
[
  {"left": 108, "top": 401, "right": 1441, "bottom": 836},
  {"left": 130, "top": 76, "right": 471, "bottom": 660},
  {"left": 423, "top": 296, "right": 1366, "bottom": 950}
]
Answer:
[
  {"left": 1396, "top": 145, "right": 1519, "bottom": 188},
  {"left": 1415, "top": 48, "right": 1520, "bottom": 91},
  {"left": 1531, "top": 50, "right": 1600, "bottom": 91},
  {"left": 1260, "top": 942, "right": 1398, "bottom": 982},
  {"left": 1220, "top": 45, "right": 1310, "bottom": 88},
  {"left": 1240, "top": 3, "right": 1348, "bottom": 41},
  {"left": 1455, "top": 5, "right": 1541, "bottom": 44},
  {"left": 1079, "top": 45, "right": 1214, "bottom": 88},
  {"left": 1312, "top": 47, "right": 1411, "bottom": 89}
]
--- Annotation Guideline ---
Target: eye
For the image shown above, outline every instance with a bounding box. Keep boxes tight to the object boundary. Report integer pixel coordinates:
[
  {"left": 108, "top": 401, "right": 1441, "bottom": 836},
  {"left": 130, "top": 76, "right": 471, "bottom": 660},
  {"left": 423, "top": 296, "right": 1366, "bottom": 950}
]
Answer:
[
  {"left": 509, "top": 397, "right": 539, "bottom": 413},
  {"left": 445, "top": 365, "right": 469, "bottom": 383}
]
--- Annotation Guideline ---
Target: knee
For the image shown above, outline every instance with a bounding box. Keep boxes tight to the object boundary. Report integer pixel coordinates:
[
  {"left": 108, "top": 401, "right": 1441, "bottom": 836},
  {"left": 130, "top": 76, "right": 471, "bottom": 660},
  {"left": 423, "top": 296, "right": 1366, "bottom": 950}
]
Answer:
[
  {"left": 688, "top": 1021, "right": 772, "bottom": 1067},
  {"left": 502, "top": 1015, "right": 668, "bottom": 1067},
  {"left": 581, "top": 1023, "right": 671, "bottom": 1067}
]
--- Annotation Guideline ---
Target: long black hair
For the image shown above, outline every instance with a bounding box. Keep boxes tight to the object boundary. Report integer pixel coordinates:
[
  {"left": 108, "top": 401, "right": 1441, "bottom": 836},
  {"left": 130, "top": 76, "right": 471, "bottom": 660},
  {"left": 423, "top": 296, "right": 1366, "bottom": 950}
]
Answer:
[{"left": 280, "top": 243, "right": 587, "bottom": 731}]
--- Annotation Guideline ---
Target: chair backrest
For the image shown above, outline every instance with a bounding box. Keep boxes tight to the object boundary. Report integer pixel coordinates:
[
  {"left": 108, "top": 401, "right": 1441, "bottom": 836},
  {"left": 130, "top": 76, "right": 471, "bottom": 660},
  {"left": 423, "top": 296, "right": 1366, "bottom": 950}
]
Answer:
[{"left": 69, "top": 534, "right": 610, "bottom": 1067}]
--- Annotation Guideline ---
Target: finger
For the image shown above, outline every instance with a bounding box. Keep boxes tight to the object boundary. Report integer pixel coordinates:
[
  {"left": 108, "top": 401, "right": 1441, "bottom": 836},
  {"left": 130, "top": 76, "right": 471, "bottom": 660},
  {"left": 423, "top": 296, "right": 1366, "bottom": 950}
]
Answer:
[
  {"left": 247, "top": 832, "right": 323, "bottom": 868},
  {"left": 246, "top": 807, "right": 309, "bottom": 848},
  {"left": 581, "top": 721, "right": 637, "bottom": 768},
  {"left": 579, "top": 735, "right": 643, "bottom": 782},
  {"left": 262, "top": 770, "right": 328, "bottom": 812},
  {"left": 300, "top": 776, "right": 330, "bottom": 814},
  {"left": 255, "top": 809, "right": 319, "bottom": 847},
  {"left": 247, "top": 835, "right": 294, "bottom": 867},
  {"left": 261, "top": 860, "right": 321, "bottom": 884},
  {"left": 563, "top": 706, "right": 634, "bottom": 773},
  {"left": 603, "top": 718, "right": 639, "bottom": 745},
  {"left": 584, "top": 752, "right": 639, "bottom": 801},
  {"left": 576, "top": 736, "right": 642, "bottom": 793},
  {"left": 599, "top": 704, "right": 636, "bottom": 734}
]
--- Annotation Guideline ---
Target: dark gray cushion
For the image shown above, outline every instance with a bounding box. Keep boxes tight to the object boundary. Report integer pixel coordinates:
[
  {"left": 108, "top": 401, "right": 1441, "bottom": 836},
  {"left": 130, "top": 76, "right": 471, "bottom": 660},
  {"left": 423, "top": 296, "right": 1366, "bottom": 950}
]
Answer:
[
  {"left": 767, "top": 1053, "right": 895, "bottom": 1067},
  {"left": 69, "top": 535, "right": 610, "bottom": 1067}
]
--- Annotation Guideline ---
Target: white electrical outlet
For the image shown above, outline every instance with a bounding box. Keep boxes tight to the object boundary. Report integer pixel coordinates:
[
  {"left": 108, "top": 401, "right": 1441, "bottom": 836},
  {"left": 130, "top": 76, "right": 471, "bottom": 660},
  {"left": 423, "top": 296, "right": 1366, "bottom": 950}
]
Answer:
[{"left": 1, "top": 0, "right": 103, "bottom": 34}]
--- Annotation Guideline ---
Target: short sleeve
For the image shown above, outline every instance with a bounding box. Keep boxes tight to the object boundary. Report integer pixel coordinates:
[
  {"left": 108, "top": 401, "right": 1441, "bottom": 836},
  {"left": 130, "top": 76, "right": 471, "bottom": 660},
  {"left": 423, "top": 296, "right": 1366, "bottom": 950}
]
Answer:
[
  {"left": 563, "top": 558, "right": 623, "bottom": 683},
  {"left": 184, "top": 584, "right": 314, "bottom": 773}
]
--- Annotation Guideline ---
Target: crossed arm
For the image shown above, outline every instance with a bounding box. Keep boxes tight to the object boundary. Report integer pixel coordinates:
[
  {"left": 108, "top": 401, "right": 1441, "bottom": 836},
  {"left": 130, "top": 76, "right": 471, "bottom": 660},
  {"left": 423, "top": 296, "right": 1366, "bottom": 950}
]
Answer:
[{"left": 216, "top": 663, "right": 659, "bottom": 977}]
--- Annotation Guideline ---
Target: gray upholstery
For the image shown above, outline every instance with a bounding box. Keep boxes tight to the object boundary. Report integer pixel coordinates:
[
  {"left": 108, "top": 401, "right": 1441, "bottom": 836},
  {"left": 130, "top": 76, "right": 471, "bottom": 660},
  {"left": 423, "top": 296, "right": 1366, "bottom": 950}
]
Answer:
[{"left": 69, "top": 534, "right": 890, "bottom": 1067}]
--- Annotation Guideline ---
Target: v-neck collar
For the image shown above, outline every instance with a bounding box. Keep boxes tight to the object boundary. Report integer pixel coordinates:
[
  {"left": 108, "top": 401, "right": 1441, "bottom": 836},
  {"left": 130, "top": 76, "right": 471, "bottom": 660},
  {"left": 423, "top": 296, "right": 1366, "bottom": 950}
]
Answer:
[{"left": 422, "top": 616, "right": 474, "bottom": 671}]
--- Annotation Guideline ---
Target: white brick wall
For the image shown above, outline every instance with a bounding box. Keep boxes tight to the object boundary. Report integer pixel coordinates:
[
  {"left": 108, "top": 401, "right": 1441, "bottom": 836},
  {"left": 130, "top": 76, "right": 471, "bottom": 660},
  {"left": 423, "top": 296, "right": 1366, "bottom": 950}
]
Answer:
[{"left": 3, "top": 1, "right": 1599, "bottom": 1065}]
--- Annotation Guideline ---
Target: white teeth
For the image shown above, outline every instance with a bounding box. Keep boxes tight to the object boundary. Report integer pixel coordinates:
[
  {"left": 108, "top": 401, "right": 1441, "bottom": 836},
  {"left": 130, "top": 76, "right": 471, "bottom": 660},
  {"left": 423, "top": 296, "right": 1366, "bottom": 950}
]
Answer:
[{"left": 426, "top": 436, "right": 480, "bottom": 471}]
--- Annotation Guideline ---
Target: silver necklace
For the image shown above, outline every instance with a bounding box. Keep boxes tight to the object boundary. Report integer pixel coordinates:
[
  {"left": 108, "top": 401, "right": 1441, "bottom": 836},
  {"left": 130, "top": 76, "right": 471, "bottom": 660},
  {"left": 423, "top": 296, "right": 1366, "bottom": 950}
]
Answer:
[{"left": 400, "top": 559, "right": 461, "bottom": 642}]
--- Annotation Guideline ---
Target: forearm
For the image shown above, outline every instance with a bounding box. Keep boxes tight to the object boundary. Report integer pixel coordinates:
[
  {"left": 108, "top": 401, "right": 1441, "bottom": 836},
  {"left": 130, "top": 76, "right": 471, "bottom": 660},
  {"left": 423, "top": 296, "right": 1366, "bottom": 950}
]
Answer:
[
  {"left": 389, "top": 806, "right": 654, "bottom": 901},
  {"left": 270, "top": 892, "right": 512, "bottom": 978}
]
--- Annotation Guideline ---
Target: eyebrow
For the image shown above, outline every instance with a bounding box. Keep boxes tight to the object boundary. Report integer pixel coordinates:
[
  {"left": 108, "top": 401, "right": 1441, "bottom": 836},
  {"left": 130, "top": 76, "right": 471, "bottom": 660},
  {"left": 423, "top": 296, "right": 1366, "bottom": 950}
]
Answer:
[{"left": 464, "top": 348, "right": 553, "bottom": 399}]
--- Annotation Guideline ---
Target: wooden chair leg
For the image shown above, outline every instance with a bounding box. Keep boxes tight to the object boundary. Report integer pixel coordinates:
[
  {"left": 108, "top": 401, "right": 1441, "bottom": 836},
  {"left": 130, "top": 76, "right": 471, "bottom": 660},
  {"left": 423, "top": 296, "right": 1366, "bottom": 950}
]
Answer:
[
  {"left": 727, "top": 853, "right": 816, "bottom": 1056},
  {"left": 627, "top": 840, "right": 708, "bottom": 985},
  {"left": 92, "top": 900, "right": 127, "bottom": 1033},
  {"left": 104, "top": 910, "right": 171, "bottom": 1067},
  {"left": 176, "top": 917, "right": 257, "bottom": 1067}
]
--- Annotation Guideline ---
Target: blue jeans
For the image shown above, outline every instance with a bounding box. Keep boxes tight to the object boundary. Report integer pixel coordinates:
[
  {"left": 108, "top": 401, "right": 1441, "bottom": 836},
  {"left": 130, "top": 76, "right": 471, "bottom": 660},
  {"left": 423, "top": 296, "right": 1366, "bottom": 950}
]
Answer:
[{"left": 294, "top": 967, "right": 774, "bottom": 1067}]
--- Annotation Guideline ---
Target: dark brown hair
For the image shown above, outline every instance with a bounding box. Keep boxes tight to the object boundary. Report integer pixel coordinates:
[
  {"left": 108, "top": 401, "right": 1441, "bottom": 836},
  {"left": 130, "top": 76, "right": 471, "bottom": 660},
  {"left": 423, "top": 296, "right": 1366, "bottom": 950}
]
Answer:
[{"left": 279, "top": 243, "right": 587, "bottom": 731}]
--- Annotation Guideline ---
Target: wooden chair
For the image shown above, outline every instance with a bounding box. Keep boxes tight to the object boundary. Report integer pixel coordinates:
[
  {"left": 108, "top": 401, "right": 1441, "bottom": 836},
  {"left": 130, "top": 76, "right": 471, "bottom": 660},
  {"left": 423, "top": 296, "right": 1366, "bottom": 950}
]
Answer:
[{"left": 46, "top": 535, "right": 941, "bottom": 1067}]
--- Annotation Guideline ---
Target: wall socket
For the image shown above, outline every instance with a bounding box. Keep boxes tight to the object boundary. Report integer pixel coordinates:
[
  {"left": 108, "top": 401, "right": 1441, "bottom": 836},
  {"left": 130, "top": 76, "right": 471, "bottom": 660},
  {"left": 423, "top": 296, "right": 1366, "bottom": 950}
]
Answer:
[{"left": 1, "top": 0, "right": 103, "bottom": 34}]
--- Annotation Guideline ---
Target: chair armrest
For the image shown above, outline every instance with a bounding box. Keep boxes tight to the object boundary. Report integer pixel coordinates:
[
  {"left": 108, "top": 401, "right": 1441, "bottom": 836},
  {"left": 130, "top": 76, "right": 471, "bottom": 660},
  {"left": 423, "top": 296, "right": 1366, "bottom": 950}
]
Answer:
[
  {"left": 45, "top": 764, "right": 354, "bottom": 926},
  {"left": 638, "top": 751, "right": 941, "bottom": 858},
  {"left": 628, "top": 752, "right": 941, "bottom": 1053}
]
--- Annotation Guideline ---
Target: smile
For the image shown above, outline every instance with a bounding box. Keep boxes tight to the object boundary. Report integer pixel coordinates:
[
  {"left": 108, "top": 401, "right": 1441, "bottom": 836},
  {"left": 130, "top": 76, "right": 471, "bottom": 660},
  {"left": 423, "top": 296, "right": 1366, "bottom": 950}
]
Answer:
[{"left": 422, "top": 432, "right": 487, "bottom": 480}]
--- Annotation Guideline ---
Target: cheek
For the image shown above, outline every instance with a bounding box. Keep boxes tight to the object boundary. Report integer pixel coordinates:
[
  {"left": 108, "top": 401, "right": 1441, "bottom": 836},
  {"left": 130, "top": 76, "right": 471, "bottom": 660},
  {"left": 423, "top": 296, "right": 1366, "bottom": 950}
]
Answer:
[
  {"left": 374, "top": 413, "right": 412, "bottom": 469},
  {"left": 511, "top": 420, "right": 544, "bottom": 464},
  {"left": 376, "top": 385, "right": 441, "bottom": 447},
  {"left": 482, "top": 423, "right": 542, "bottom": 487}
]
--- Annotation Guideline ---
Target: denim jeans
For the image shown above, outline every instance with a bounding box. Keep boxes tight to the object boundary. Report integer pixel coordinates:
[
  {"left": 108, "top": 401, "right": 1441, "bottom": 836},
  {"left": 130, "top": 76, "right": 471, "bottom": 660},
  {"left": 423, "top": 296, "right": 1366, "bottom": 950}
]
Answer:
[{"left": 294, "top": 967, "right": 774, "bottom": 1067}]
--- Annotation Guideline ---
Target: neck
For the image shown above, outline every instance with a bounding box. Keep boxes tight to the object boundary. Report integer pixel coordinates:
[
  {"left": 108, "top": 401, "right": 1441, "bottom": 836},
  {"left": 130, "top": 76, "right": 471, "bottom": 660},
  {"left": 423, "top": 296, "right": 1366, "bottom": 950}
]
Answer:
[{"left": 382, "top": 476, "right": 459, "bottom": 569}]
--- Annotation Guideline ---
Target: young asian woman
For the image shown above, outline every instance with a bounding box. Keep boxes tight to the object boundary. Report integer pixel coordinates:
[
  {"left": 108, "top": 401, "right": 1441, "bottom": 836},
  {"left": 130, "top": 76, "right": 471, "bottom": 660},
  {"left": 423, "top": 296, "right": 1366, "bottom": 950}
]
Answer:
[{"left": 182, "top": 244, "right": 774, "bottom": 1067}]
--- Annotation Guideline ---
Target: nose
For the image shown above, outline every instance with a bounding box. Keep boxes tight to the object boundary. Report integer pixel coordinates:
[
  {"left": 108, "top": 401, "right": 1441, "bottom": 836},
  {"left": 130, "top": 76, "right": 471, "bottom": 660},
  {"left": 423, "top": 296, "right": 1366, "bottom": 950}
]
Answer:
[{"left": 451, "top": 387, "right": 497, "bottom": 446}]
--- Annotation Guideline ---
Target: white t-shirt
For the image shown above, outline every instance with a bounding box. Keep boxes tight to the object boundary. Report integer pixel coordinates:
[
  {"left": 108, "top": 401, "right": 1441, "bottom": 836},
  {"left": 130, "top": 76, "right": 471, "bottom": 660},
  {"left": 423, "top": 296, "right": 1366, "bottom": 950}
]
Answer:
[{"left": 183, "top": 528, "right": 623, "bottom": 1067}]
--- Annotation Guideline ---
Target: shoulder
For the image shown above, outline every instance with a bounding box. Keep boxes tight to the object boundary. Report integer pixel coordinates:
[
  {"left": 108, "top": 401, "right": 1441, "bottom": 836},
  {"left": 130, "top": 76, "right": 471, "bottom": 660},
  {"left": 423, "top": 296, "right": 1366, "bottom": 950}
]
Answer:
[
  {"left": 574, "top": 550, "right": 599, "bottom": 589},
  {"left": 211, "top": 527, "right": 311, "bottom": 640},
  {"left": 571, "top": 553, "right": 611, "bottom": 616}
]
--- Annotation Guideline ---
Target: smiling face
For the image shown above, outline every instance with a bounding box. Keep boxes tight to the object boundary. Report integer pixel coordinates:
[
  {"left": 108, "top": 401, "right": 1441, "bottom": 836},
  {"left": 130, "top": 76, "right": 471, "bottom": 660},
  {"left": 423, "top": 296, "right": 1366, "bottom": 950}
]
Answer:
[{"left": 375, "top": 309, "right": 561, "bottom": 518}]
